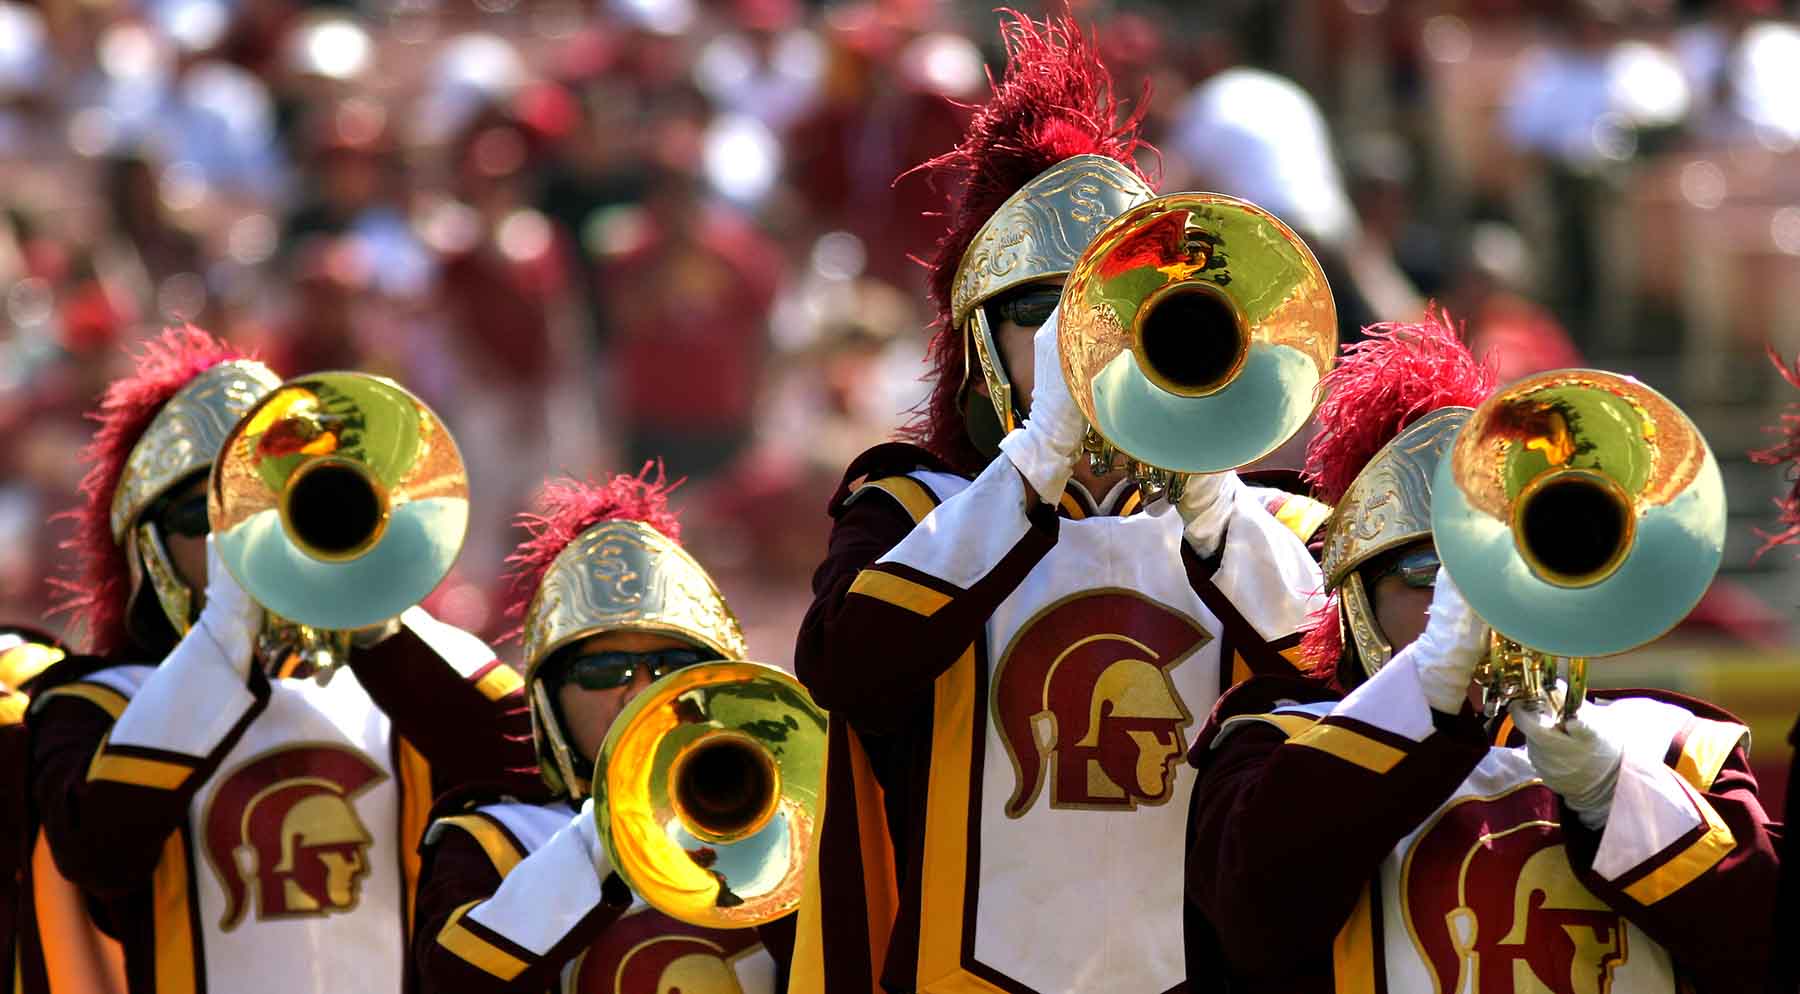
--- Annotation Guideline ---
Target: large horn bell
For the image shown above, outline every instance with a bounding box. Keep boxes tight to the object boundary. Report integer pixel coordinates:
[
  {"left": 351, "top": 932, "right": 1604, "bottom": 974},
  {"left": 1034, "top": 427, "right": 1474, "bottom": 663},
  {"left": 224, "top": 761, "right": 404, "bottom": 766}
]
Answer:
[
  {"left": 1058, "top": 193, "right": 1337, "bottom": 476},
  {"left": 209, "top": 371, "right": 469, "bottom": 632},
  {"left": 593, "top": 662, "right": 825, "bottom": 929},
  {"left": 1432, "top": 369, "right": 1726, "bottom": 659}
]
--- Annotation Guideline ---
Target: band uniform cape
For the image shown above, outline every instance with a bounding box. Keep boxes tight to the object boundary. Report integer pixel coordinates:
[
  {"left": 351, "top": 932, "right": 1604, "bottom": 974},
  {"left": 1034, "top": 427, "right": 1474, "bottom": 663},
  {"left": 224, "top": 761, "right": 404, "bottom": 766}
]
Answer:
[
  {"left": 28, "top": 328, "right": 537, "bottom": 994},
  {"left": 411, "top": 471, "right": 781, "bottom": 994},
  {"left": 1182, "top": 317, "right": 1780, "bottom": 992}
]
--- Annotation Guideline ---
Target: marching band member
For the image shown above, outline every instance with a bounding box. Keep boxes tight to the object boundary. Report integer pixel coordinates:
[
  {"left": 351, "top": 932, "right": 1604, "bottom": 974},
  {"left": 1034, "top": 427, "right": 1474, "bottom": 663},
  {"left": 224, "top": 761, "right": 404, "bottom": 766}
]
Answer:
[
  {"left": 1750, "top": 347, "right": 1800, "bottom": 994},
  {"left": 1185, "top": 313, "right": 1780, "bottom": 992},
  {"left": 411, "top": 469, "right": 780, "bottom": 994},
  {"left": 28, "top": 327, "right": 536, "bottom": 994},
  {"left": 790, "top": 13, "right": 1325, "bottom": 993}
]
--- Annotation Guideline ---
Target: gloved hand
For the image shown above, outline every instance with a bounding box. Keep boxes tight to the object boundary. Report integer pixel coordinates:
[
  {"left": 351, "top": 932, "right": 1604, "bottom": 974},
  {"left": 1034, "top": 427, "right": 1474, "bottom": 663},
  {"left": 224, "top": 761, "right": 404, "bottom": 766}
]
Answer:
[
  {"left": 1175, "top": 472, "right": 1246, "bottom": 558},
  {"left": 1411, "top": 569, "right": 1489, "bottom": 715},
  {"left": 1509, "top": 692, "right": 1624, "bottom": 830},
  {"left": 573, "top": 796, "right": 608, "bottom": 873},
  {"left": 192, "top": 534, "right": 263, "bottom": 681},
  {"left": 998, "top": 307, "right": 1086, "bottom": 505}
]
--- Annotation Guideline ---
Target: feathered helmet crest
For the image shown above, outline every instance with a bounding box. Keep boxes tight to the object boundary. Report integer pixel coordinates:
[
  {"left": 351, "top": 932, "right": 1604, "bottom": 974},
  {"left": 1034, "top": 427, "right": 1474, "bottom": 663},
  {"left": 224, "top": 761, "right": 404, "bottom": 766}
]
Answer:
[
  {"left": 51, "top": 327, "right": 260, "bottom": 656},
  {"left": 1299, "top": 307, "right": 1497, "bottom": 671},
  {"left": 1751, "top": 346, "right": 1800, "bottom": 558},
  {"left": 899, "top": 9, "right": 1154, "bottom": 475}
]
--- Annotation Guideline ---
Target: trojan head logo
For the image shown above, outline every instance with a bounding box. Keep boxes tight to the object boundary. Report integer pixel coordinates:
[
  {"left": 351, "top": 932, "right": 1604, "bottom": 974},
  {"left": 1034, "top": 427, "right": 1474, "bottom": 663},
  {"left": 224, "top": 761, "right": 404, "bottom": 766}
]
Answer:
[
  {"left": 202, "top": 744, "right": 386, "bottom": 930},
  {"left": 1403, "top": 787, "right": 1628, "bottom": 994},
  {"left": 572, "top": 908, "right": 761, "bottom": 994},
  {"left": 992, "top": 590, "right": 1208, "bottom": 817}
]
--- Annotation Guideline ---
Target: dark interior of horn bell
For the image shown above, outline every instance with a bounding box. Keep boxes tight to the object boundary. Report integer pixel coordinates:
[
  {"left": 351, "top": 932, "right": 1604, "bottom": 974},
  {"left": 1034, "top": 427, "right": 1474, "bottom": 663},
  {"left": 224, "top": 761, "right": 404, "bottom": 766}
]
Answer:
[
  {"left": 287, "top": 462, "right": 381, "bottom": 558},
  {"left": 1519, "top": 476, "right": 1631, "bottom": 585},
  {"left": 1137, "top": 285, "right": 1244, "bottom": 395},
  {"left": 677, "top": 739, "right": 772, "bottom": 838}
]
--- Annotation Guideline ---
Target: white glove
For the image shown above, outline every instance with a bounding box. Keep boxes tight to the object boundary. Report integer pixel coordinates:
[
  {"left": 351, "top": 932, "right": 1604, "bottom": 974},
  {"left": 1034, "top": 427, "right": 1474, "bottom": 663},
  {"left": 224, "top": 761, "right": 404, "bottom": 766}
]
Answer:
[
  {"left": 998, "top": 307, "right": 1086, "bottom": 505},
  {"left": 1509, "top": 693, "right": 1624, "bottom": 830},
  {"left": 572, "top": 796, "right": 610, "bottom": 874},
  {"left": 1412, "top": 569, "right": 1489, "bottom": 715},
  {"left": 1175, "top": 471, "right": 1246, "bottom": 558},
  {"left": 192, "top": 534, "right": 263, "bottom": 681}
]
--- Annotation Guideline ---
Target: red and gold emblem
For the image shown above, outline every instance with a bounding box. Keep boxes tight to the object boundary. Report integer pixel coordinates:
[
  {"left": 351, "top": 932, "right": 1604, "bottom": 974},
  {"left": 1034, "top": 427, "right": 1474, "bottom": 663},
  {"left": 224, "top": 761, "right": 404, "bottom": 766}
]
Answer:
[
  {"left": 1403, "top": 786, "right": 1628, "bottom": 994},
  {"left": 202, "top": 744, "right": 386, "bottom": 930},
  {"left": 571, "top": 907, "right": 761, "bottom": 994},
  {"left": 992, "top": 590, "right": 1208, "bottom": 816}
]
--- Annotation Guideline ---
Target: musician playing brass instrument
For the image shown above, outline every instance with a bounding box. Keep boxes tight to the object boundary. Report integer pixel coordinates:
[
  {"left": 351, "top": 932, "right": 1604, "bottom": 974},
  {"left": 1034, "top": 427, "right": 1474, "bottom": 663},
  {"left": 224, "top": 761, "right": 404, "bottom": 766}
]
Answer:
[
  {"left": 29, "top": 328, "right": 535, "bottom": 994},
  {"left": 790, "top": 13, "right": 1332, "bottom": 994},
  {"left": 1185, "top": 313, "right": 1780, "bottom": 993},
  {"left": 413, "top": 469, "right": 808, "bottom": 994}
]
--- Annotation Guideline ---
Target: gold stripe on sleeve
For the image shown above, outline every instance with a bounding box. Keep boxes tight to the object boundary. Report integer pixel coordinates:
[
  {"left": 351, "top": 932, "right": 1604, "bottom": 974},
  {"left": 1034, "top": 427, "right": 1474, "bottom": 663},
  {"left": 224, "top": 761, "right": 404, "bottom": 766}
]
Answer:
[
  {"left": 848, "top": 571, "right": 953, "bottom": 618},
  {"left": 437, "top": 901, "right": 530, "bottom": 981},
  {"left": 1288, "top": 723, "right": 1406, "bottom": 774}
]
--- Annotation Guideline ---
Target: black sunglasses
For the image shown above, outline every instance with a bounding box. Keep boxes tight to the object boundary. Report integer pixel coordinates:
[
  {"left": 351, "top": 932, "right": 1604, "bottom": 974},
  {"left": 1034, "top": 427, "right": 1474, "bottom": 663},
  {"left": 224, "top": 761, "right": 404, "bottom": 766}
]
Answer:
[
  {"left": 154, "top": 491, "right": 211, "bottom": 539},
  {"left": 558, "top": 647, "right": 715, "bottom": 691},
  {"left": 989, "top": 286, "right": 1062, "bottom": 330},
  {"left": 1372, "top": 547, "right": 1441, "bottom": 590}
]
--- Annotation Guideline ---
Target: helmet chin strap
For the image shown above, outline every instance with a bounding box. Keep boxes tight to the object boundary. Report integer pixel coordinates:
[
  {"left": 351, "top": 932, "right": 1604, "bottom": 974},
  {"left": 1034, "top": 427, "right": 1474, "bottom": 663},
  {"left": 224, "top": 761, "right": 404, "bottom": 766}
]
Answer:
[{"left": 132, "top": 520, "right": 194, "bottom": 640}]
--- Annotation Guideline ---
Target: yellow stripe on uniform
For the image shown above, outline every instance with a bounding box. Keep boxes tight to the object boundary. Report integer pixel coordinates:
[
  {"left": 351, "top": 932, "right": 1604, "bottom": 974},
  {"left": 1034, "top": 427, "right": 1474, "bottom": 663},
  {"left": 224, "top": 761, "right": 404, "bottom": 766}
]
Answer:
[
  {"left": 438, "top": 901, "right": 531, "bottom": 981},
  {"left": 849, "top": 571, "right": 953, "bottom": 618},
  {"left": 398, "top": 740, "right": 434, "bottom": 935},
  {"left": 857, "top": 477, "right": 939, "bottom": 525},
  {"left": 88, "top": 751, "right": 192, "bottom": 790},
  {"left": 472, "top": 665, "right": 524, "bottom": 702},
  {"left": 435, "top": 815, "right": 526, "bottom": 879},
  {"left": 0, "top": 693, "right": 26, "bottom": 726},
  {"left": 1219, "top": 712, "right": 1321, "bottom": 741},
  {"left": 34, "top": 683, "right": 129, "bottom": 720},
  {"left": 1273, "top": 495, "right": 1333, "bottom": 544},
  {"left": 1332, "top": 878, "right": 1378, "bottom": 990},
  {"left": 152, "top": 830, "right": 196, "bottom": 994},
  {"left": 1288, "top": 722, "right": 1407, "bottom": 774},
  {"left": 1674, "top": 719, "right": 1748, "bottom": 793},
  {"left": 1622, "top": 785, "right": 1736, "bottom": 905}
]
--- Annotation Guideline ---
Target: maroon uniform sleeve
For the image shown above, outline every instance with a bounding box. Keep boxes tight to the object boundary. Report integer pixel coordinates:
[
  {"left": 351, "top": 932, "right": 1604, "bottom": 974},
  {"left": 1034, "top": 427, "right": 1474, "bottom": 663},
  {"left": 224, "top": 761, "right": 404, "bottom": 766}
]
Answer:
[
  {"left": 412, "top": 817, "right": 629, "bottom": 994},
  {"left": 1186, "top": 675, "right": 1490, "bottom": 981},
  {"left": 793, "top": 461, "right": 1059, "bottom": 733},
  {"left": 27, "top": 675, "right": 266, "bottom": 900},
  {"left": 1561, "top": 737, "right": 1780, "bottom": 991},
  {"left": 348, "top": 611, "right": 537, "bottom": 795}
]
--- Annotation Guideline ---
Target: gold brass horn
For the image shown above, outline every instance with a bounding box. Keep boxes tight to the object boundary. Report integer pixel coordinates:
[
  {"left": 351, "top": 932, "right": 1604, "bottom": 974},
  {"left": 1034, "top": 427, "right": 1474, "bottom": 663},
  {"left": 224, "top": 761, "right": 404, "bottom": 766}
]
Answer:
[
  {"left": 1058, "top": 192, "right": 1337, "bottom": 499},
  {"left": 1431, "top": 369, "right": 1726, "bottom": 719},
  {"left": 593, "top": 661, "right": 825, "bottom": 929},
  {"left": 209, "top": 371, "right": 469, "bottom": 671}
]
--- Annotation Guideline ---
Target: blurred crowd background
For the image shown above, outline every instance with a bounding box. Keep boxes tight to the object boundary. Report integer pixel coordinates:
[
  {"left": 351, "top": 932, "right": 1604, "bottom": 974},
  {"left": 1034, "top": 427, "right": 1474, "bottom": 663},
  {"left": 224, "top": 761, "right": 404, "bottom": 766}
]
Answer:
[{"left": 5, "top": 0, "right": 1800, "bottom": 786}]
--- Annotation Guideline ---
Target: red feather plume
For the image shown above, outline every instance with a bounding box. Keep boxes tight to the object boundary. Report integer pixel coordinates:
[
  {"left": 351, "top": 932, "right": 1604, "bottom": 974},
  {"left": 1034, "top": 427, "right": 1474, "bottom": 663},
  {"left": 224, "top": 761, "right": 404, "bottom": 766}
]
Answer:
[
  {"left": 500, "top": 464, "right": 683, "bottom": 638},
  {"left": 50, "top": 326, "right": 254, "bottom": 655},
  {"left": 1299, "top": 306, "right": 1495, "bottom": 677},
  {"left": 1750, "top": 344, "right": 1800, "bottom": 559},
  {"left": 897, "top": 9, "right": 1155, "bottom": 476},
  {"left": 1303, "top": 306, "right": 1497, "bottom": 505}
]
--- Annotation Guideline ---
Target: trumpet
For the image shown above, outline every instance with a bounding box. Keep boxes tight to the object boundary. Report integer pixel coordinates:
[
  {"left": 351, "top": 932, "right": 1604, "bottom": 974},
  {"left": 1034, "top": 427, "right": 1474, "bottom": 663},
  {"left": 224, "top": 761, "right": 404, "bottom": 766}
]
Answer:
[
  {"left": 208, "top": 371, "right": 470, "bottom": 675},
  {"left": 1431, "top": 369, "right": 1727, "bottom": 720},
  {"left": 591, "top": 661, "right": 826, "bottom": 929},
  {"left": 1057, "top": 192, "right": 1338, "bottom": 500}
]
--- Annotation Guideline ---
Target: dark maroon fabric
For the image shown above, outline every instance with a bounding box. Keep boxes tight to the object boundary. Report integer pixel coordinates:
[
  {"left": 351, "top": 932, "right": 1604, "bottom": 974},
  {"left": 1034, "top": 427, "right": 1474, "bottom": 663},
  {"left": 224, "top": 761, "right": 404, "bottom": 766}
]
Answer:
[
  {"left": 1185, "top": 676, "right": 1784, "bottom": 992},
  {"left": 410, "top": 813, "right": 630, "bottom": 994}
]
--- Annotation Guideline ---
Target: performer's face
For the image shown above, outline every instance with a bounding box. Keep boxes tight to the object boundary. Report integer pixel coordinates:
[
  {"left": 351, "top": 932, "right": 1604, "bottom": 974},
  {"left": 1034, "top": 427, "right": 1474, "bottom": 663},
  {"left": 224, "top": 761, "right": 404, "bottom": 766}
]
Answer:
[
  {"left": 157, "top": 477, "right": 211, "bottom": 602},
  {"left": 982, "top": 278, "right": 1065, "bottom": 415},
  {"left": 1368, "top": 540, "right": 1438, "bottom": 654},
  {"left": 556, "top": 631, "right": 697, "bottom": 761}
]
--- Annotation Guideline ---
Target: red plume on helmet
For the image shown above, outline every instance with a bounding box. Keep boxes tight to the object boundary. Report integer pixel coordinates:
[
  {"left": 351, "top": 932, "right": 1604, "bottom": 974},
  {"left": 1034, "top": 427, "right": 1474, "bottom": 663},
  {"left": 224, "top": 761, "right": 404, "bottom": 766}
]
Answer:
[
  {"left": 1751, "top": 345, "right": 1800, "bottom": 559},
  {"left": 1298, "top": 307, "right": 1497, "bottom": 669},
  {"left": 500, "top": 463, "right": 682, "bottom": 637},
  {"left": 50, "top": 326, "right": 253, "bottom": 656},
  {"left": 898, "top": 9, "right": 1154, "bottom": 476}
]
